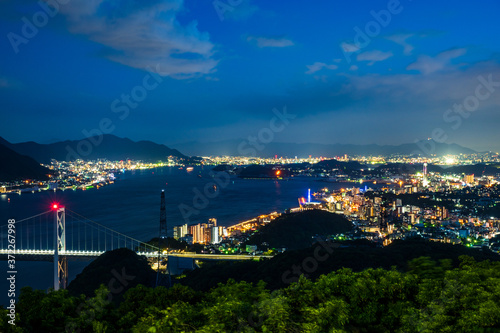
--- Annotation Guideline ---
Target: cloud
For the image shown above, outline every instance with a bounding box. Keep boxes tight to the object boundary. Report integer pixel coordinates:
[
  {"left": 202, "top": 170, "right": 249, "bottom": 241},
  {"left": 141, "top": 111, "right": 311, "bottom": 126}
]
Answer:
[
  {"left": 247, "top": 36, "right": 294, "bottom": 48},
  {"left": 58, "top": 0, "right": 218, "bottom": 79},
  {"left": 349, "top": 65, "right": 358, "bottom": 71},
  {"left": 218, "top": 0, "right": 258, "bottom": 21},
  {"left": 340, "top": 41, "right": 360, "bottom": 53},
  {"left": 407, "top": 48, "right": 467, "bottom": 74},
  {"left": 305, "top": 62, "right": 338, "bottom": 74},
  {"left": 357, "top": 50, "right": 393, "bottom": 65},
  {"left": 386, "top": 33, "right": 414, "bottom": 55},
  {"left": 229, "top": 57, "right": 500, "bottom": 125},
  {"left": 0, "top": 76, "right": 21, "bottom": 89},
  {"left": 0, "top": 77, "right": 11, "bottom": 88}
]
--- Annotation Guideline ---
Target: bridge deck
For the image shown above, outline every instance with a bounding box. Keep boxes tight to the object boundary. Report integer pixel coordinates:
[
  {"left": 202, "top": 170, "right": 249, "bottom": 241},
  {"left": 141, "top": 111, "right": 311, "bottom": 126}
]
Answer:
[{"left": 0, "top": 249, "right": 272, "bottom": 261}]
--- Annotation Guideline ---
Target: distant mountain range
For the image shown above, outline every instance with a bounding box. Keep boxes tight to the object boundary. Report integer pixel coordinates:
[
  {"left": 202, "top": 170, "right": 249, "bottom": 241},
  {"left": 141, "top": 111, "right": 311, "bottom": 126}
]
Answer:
[
  {"left": 172, "top": 139, "right": 477, "bottom": 158},
  {"left": 0, "top": 143, "right": 51, "bottom": 181},
  {"left": 0, "top": 135, "right": 186, "bottom": 164},
  {"left": 377, "top": 163, "right": 500, "bottom": 176}
]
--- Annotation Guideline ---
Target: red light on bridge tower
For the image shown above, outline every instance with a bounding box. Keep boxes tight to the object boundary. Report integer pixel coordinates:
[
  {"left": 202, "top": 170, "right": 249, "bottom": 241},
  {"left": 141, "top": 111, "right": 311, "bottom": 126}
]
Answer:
[{"left": 52, "top": 204, "right": 59, "bottom": 210}]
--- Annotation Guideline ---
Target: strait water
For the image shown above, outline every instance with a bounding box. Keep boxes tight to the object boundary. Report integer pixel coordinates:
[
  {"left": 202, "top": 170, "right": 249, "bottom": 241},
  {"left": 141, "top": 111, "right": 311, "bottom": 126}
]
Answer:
[{"left": 0, "top": 166, "right": 371, "bottom": 306}]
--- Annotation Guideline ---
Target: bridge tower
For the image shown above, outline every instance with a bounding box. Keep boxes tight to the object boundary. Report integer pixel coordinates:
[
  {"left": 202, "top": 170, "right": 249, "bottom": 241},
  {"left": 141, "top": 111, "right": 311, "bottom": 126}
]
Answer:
[
  {"left": 159, "top": 190, "right": 167, "bottom": 239},
  {"left": 53, "top": 205, "right": 67, "bottom": 291},
  {"left": 156, "top": 190, "right": 170, "bottom": 287}
]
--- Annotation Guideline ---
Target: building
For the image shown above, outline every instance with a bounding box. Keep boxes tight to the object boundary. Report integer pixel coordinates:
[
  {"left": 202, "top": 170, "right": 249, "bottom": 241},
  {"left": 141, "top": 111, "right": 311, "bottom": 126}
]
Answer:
[
  {"left": 464, "top": 174, "right": 475, "bottom": 184},
  {"left": 188, "top": 219, "right": 225, "bottom": 244},
  {"left": 190, "top": 224, "right": 203, "bottom": 244},
  {"left": 173, "top": 224, "right": 189, "bottom": 239}
]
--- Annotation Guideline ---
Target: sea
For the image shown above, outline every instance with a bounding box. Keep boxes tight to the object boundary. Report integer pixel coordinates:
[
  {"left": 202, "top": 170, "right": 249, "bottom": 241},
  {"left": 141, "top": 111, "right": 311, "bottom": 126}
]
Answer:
[{"left": 0, "top": 166, "right": 378, "bottom": 306}]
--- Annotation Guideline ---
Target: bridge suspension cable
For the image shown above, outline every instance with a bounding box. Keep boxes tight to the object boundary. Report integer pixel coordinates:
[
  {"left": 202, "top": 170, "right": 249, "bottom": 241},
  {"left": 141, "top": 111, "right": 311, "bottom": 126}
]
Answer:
[{"left": 1, "top": 208, "right": 158, "bottom": 254}]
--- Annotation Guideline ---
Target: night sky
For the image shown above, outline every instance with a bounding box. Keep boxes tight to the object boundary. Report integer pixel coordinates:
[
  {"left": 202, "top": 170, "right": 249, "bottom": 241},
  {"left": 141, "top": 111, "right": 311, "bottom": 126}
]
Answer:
[{"left": 1, "top": 0, "right": 499, "bottom": 152}]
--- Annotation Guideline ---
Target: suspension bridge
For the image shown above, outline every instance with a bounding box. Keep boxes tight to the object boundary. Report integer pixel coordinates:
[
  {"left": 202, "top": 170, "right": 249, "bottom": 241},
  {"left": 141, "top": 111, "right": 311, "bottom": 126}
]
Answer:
[
  {"left": 0, "top": 204, "right": 272, "bottom": 291},
  {"left": 0, "top": 205, "right": 160, "bottom": 291}
]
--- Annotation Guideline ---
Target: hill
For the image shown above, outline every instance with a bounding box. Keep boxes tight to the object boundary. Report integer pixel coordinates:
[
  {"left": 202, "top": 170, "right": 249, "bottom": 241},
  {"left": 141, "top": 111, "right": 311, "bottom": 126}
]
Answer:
[
  {"left": 0, "top": 135, "right": 186, "bottom": 163},
  {"left": 442, "top": 163, "right": 500, "bottom": 175},
  {"left": 376, "top": 163, "right": 500, "bottom": 176},
  {"left": 245, "top": 209, "right": 352, "bottom": 250},
  {"left": 0, "top": 142, "right": 51, "bottom": 181},
  {"left": 67, "top": 248, "right": 156, "bottom": 301},
  {"left": 179, "top": 238, "right": 500, "bottom": 291}
]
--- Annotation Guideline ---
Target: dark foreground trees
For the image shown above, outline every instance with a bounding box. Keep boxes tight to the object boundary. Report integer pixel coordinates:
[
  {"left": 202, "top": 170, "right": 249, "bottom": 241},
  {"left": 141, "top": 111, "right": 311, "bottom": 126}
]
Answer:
[{"left": 2, "top": 255, "right": 500, "bottom": 332}]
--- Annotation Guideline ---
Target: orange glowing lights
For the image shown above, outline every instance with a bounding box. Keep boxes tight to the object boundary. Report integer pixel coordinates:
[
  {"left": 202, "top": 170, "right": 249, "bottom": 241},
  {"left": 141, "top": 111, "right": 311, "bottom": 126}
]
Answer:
[{"left": 276, "top": 170, "right": 281, "bottom": 176}]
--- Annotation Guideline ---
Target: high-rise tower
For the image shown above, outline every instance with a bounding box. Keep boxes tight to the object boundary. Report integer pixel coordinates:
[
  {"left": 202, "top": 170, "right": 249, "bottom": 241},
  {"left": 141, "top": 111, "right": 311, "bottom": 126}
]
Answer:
[{"left": 422, "top": 163, "right": 429, "bottom": 187}]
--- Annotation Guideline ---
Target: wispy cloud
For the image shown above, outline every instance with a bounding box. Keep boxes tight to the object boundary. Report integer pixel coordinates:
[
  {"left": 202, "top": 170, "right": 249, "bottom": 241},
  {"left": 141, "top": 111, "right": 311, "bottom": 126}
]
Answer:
[
  {"left": 58, "top": 0, "right": 218, "bottom": 79},
  {"left": 0, "top": 75, "right": 20, "bottom": 89},
  {"left": 226, "top": 59, "right": 500, "bottom": 149},
  {"left": 221, "top": 0, "right": 258, "bottom": 21},
  {"left": 0, "top": 77, "right": 10, "bottom": 88},
  {"left": 407, "top": 48, "right": 467, "bottom": 74},
  {"left": 247, "top": 36, "right": 294, "bottom": 48},
  {"left": 357, "top": 50, "right": 393, "bottom": 65},
  {"left": 305, "top": 62, "right": 338, "bottom": 74},
  {"left": 340, "top": 41, "right": 360, "bottom": 53},
  {"left": 386, "top": 33, "right": 414, "bottom": 55}
]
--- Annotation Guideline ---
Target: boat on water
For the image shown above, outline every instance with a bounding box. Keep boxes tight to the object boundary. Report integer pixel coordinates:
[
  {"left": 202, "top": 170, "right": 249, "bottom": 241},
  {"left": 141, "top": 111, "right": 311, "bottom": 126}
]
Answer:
[{"left": 186, "top": 167, "right": 194, "bottom": 172}]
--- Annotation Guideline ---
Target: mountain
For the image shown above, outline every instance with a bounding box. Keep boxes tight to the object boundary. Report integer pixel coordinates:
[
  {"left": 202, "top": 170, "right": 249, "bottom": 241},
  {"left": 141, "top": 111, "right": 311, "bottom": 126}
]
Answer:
[
  {"left": 0, "top": 142, "right": 51, "bottom": 181},
  {"left": 0, "top": 135, "right": 186, "bottom": 164},
  {"left": 245, "top": 210, "right": 352, "bottom": 250},
  {"left": 180, "top": 238, "right": 500, "bottom": 292},
  {"left": 67, "top": 248, "right": 156, "bottom": 300},
  {"left": 172, "top": 139, "right": 477, "bottom": 158},
  {"left": 376, "top": 163, "right": 500, "bottom": 176}
]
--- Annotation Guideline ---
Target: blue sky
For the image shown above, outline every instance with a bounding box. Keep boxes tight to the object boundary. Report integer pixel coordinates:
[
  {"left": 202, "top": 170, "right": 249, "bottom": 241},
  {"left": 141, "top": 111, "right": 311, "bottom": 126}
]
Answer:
[{"left": 1, "top": 0, "right": 499, "bottom": 152}]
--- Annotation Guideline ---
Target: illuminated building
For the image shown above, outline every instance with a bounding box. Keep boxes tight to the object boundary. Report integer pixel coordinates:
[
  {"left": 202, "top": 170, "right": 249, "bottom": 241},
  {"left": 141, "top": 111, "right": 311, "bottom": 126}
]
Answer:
[
  {"left": 464, "top": 174, "right": 475, "bottom": 184},
  {"left": 190, "top": 224, "right": 203, "bottom": 244},
  {"left": 173, "top": 224, "right": 189, "bottom": 239}
]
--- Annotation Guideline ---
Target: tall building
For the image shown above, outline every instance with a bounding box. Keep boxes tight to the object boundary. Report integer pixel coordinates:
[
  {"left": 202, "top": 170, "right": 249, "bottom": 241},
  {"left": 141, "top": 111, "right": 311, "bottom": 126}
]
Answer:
[
  {"left": 211, "top": 226, "right": 220, "bottom": 244},
  {"left": 464, "top": 174, "right": 474, "bottom": 184},
  {"left": 173, "top": 224, "right": 189, "bottom": 239},
  {"left": 190, "top": 224, "right": 203, "bottom": 244},
  {"left": 173, "top": 226, "right": 182, "bottom": 239},
  {"left": 188, "top": 219, "right": 222, "bottom": 244}
]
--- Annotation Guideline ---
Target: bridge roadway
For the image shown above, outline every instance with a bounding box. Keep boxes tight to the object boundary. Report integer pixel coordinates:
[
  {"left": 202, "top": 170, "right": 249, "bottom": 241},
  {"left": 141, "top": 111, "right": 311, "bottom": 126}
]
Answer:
[{"left": 0, "top": 249, "right": 273, "bottom": 262}]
